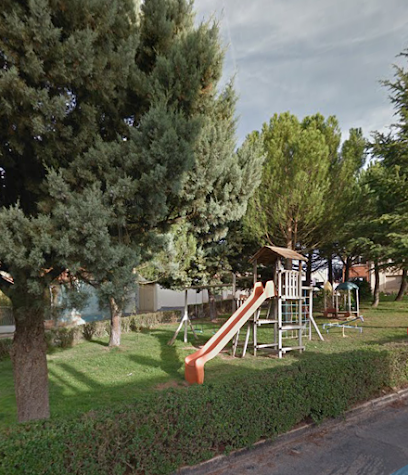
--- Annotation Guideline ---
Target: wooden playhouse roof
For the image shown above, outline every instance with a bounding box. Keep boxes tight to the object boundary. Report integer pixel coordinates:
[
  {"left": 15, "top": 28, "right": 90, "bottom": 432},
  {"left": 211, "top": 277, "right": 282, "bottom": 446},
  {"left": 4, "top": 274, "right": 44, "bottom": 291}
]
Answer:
[{"left": 249, "top": 246, "right": 308, "bottom": 265}]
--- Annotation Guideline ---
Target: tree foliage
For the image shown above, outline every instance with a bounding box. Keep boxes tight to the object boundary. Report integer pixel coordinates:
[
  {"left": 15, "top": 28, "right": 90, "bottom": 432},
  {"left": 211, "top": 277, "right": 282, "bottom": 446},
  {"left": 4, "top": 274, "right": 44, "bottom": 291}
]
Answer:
[
  {"left": 0, "top": 0, "right": 260, "bottom": 421},
  {"left": 368, "top": 48, "right": 408, "bottom": 299},
  {"left": 0, "top": 0, "right": 139, "bottom": 422},
  {"left": 157, "top": 87, "right": 265, "bottom": 291},
  {"left": 244, "top": 112, "right": 340, "bottom": 250}
]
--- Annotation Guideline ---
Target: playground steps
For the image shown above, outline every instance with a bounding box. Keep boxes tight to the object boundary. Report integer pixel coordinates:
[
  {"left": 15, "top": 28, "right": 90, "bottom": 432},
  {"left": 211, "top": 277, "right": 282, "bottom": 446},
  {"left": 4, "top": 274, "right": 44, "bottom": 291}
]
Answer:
[
  {"left": 257, "top": 318, "right": 278, "bottom": 325},
  {"left": 281, "top": 324, "right": 307, "bottom": 331},
  {"left": 282, "top": 345, "right": 305, "bottom": 353}
]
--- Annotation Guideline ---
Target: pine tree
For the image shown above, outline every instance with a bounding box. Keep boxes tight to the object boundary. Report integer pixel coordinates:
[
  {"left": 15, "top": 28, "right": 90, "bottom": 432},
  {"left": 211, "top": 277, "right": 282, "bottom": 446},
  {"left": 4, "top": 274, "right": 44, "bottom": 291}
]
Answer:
[
  {"left": 323, "top": 127, "right": 367, "bottom": 281},
  {"left": 244, "top": 112, "right": 335, "bottom": 251},
  {"left": 0, "top": 0, "right": 138, "bottom": 422},
  {"left": 371, "top": 48, "right": 408, "bottom": 300},
  {"left": 154, "top": 85, "right": 265, "bottom": 310},
  {"left": 59, "top": 0, "right": 242, "bottom": 346},
  {"left": 349, "top": 163, "right": 392, "bottom": 306},
  {"left": 0, "top": 0, "right": 263, "bottom": 422}
]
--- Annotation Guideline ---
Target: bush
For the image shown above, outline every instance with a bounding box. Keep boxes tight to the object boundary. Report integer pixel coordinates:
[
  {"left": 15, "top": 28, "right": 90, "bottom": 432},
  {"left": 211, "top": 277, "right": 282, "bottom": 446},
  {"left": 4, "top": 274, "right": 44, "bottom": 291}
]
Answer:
[
  {"left": 82, "top": 321, "right": 110, "bottom": 341},
  {"left": 44, "top": 311, "right": 180, "bottom": 349},
  {"left": 46, "top": 327, "right": 82, "bottom": 349},
  {"left": 82, "top": 322, "right": 98, "bottom": 341},
  {"left": 1, "top": 345, "right": 408, "bottom": 475},
  {"left": 350, "top": 278, "right": 372, "bottom": 301},
  {"left": 0, "top": 338, "right": 12, "bottom": 361}
]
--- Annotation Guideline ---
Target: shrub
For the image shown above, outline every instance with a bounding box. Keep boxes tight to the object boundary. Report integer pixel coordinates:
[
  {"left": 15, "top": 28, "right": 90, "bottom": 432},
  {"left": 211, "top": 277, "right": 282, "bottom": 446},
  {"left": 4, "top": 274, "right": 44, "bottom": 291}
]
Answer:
[
  {"left": 350, "top": 278, "right": 372, "bottom": 301},
  {"left": 44, "top": 311, "right": 179, "bottom": 347},
  {"left": 1, "top": 345, "right": 407, "bottom": 475},
  {"left": 82, "top": 322, "right": 98, "bottom": 341},
  {"left": 82, "top": 321, "right": 110, "bottom": 341},
  {"left": 0, "top": 338, "right": 12, "bottom": 361},
  {"left": 46, "top": 327, "right": 82, "bottom": 349}
]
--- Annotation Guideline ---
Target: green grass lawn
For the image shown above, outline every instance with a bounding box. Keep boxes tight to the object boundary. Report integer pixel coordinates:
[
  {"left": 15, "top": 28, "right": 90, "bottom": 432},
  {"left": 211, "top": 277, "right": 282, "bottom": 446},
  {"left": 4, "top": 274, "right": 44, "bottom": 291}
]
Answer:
[{"left": 1, "top": 295, "right": 407, "bottom": 427}]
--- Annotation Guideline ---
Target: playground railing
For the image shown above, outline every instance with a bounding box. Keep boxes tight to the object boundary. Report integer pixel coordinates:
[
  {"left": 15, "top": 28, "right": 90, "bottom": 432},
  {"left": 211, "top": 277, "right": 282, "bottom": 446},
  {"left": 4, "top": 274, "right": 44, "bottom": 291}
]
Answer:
[{"left": 281, "top": 270, "right": 302, "bottom": 299}]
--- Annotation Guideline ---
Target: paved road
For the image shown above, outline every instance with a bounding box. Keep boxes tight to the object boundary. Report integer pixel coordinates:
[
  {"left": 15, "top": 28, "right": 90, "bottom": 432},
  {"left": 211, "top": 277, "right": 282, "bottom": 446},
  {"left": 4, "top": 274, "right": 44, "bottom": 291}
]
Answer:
[{"left": 180, "top": 392, "right": 408, "bottom": 475}]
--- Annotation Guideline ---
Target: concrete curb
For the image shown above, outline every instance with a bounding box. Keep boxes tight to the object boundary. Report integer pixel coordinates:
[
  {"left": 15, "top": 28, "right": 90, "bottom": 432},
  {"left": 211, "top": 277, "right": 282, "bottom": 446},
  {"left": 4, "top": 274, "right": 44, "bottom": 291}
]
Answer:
[{"left": 175, "top": 387, "right": 408, "bottom": 475}]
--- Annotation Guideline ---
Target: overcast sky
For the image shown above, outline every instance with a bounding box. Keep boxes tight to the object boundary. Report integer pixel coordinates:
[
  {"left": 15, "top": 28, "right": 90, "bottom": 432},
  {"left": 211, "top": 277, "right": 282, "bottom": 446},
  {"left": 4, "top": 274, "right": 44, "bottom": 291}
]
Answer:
[{"left": 193, "top": 0, "right": 408, "bottom": 144}]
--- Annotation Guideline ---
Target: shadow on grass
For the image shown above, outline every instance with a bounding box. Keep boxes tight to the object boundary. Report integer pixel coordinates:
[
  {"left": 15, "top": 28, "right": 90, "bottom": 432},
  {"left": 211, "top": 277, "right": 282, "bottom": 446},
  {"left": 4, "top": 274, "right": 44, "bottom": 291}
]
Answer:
[
  {"left": 363, "top": 336, "right": 408, "bottom": 346},
  {"left": 46, "top": 361, "right": 184, "bottom": 421},
  {"left": 4, "top": 304, "right": 407, "bottom": 428},
  {"left": 364, "top": 326, "right": 408, "bottom": 330},
  {"left": 3, "top": 336, "right": 408, "bottom": 429},
  {"left": 369, "top": 306, "right": 408, "bottom": 311},
  {"left": 127, "top": 329, "right": 184, "bottom": 378},
  {"left": 44, "top": 327, "right": 189, "bottom": 419},
  {"left": 87, "top": 339, "right": 109, "bottom": 347}
]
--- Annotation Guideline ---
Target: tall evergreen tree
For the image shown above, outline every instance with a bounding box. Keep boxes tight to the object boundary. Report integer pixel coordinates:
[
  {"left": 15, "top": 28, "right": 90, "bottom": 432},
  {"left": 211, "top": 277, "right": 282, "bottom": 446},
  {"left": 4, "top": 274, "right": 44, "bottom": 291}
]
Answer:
[
  {"left": 61, "top": 3, "right": 260, "bottom": 346},
  {"left": 371, "top": 48, "right": 408, "bottom": 300},
  {"left": 0, "top": 0, "right": 263, "bottom": 421},
  {"left": 349, "top": 163, "right": 392, "bottom": 306},
  {"left": 244, "top": 112, "right": 335, "bottom": 251},
  {"left": 323, "top": 127, "right": 367, "bottom": 281},
  {"left": 0, "top": 0, "right": 138, "bottom": 422},
  {"left": 239, "top": 115, "right": 366, "bottom": 284},
  {"left": 155, "top": 87, "right": 265, "bottom": 311}
]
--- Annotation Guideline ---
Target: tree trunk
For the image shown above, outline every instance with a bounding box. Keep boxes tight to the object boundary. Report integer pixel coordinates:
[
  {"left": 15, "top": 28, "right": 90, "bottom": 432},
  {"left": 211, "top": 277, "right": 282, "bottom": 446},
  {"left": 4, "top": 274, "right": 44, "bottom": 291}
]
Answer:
[
  {"left": 232, "top": 273, "right": 237, "bottom": 313},
  {"left": 305, "top": 251, "right": 313, "bottom": 286},
  {"left": 285, "top": 232, "right": 293, "bottom": 269},
  {"left": 344, "top": 256, "right": 352, "bottom": 282},
  {"left": 207, "top": 288, "right": 217, "bottom": 321},
  {"left": 395, "top": 268, "right": 408, "bottom": 302},
  {"left": 293, "top": 219, "right": 298, "bottom": 252},
  {"left": 10, "top": 307, "right": 50, "bottom": 423},
  {"left": 286, "top": 222, "right": 293, "bottom": 250},
  {"left": 328, "top": 256, "right": 333, "bottom": 285},
  {"left": 109, "top": 296, "right": 122, "bottom": 347},
  {"left": 371, "top": 261, "right": 380, "bottom": 307}
]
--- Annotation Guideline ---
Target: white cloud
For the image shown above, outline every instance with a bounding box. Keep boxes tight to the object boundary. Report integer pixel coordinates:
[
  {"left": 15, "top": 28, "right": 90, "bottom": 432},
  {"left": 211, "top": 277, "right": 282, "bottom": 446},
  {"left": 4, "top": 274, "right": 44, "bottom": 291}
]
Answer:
[{"left": 194, "top": 0, "right": 408, "bottom": 143}]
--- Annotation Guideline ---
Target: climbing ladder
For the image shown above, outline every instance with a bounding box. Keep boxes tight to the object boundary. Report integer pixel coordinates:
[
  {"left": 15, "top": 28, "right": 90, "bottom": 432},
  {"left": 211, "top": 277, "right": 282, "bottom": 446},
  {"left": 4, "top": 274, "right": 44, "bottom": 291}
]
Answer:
[{"left": 232, "top": 270, "right": 323, "bottom": 358}]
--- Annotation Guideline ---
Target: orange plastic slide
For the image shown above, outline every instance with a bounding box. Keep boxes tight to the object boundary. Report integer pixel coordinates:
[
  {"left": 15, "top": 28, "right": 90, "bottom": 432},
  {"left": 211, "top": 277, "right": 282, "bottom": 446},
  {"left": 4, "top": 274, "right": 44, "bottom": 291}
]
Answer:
[{"left": 185, "top": 280, "right": 275, "bottom": 384}]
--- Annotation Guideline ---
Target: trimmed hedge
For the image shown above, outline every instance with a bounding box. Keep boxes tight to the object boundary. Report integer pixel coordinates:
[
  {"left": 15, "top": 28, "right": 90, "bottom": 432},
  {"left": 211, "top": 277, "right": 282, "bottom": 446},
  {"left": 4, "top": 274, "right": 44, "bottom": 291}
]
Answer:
[{"left": 1, "top": 345, "right": 408, "bottom": 474}]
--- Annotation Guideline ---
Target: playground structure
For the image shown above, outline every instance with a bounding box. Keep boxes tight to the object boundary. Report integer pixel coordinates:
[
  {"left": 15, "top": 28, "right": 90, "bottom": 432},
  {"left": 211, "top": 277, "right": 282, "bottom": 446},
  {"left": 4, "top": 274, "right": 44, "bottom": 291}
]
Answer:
[
  {"left": 185, "top": 246, "right": 324, "bottom": 385},
  {"left": 323, "top": 281, "right": 361, "bottom": 319},
  {"left": 237, "top": 246, "right": 323, "bottom": 358},
  {"left": 322, "top": 281, "right": 364, "bottom": 336}
]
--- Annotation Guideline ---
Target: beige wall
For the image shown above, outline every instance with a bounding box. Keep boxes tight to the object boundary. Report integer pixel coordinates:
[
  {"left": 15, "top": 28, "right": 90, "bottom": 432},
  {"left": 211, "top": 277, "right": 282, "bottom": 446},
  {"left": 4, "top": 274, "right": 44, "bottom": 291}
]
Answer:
[
  {"left": 383, "top": 275, "right": 402, "bottom": 293},
  {"left": 368, "top": 263, "right": 402, "bottom": 293},
  {"left": 139, "top": 284, "right": 157, "bottom": 312},
  {"left": 138, "top": 284, "right": 234, "bottom": 313}
]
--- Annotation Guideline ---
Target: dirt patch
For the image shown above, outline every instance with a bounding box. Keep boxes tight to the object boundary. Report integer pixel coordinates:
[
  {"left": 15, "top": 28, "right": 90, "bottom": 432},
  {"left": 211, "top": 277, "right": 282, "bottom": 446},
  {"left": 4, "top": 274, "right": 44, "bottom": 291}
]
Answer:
[{"left": 209, "top": 318, "right": 225, "bottom": 324}]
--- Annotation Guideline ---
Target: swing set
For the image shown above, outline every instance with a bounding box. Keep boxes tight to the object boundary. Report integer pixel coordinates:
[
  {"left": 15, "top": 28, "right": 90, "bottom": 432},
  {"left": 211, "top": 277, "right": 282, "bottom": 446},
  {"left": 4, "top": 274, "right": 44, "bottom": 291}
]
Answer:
[{"left": 168, "top": 282, "right": 235, "bottom": 345}]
